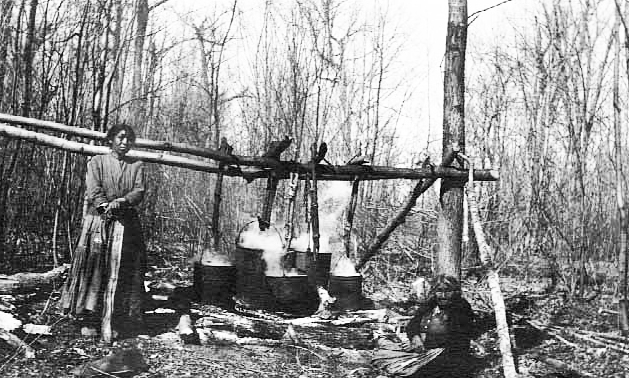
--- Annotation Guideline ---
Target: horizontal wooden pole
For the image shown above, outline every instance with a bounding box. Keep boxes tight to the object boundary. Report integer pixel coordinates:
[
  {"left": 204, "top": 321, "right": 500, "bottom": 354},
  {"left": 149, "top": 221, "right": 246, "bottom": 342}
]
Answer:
[{"left": 0, "top": 122, "right": 499, "bottom": 182}]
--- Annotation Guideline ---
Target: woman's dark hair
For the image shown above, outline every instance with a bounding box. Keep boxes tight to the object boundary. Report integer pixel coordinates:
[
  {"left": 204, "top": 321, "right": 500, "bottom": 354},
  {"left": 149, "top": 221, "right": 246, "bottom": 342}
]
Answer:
[
  {"left": 428, "top": 274, "right": 461, "bottom": 295},
  {"left": 106, "top": 123, "right": 137, "bottom": 143}
]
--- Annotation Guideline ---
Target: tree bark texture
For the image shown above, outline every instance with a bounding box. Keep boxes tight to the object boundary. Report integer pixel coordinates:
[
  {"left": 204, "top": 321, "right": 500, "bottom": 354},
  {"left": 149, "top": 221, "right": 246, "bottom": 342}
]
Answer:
[
  {"left": 131, "top": 0, "right": 148, "bottom": 122},
  {"left": 196, "top": 314, "right": 373, "bottom": 350},
  {"left": 0, "top": 0, "right": 15, "bottom": 106},
  {"left": 436, "top": 0, "right": 467, "bottom": 278}
]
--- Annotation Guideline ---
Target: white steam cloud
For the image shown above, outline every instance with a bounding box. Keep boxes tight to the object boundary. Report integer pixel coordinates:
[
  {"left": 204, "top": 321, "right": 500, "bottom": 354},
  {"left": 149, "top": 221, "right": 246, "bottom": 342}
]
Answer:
[
  {"left": 330, "top": 255, "right": 360, "bottom": 276},
  {"left": 239, "top": 222, "right": 295, "bottom": 276}
]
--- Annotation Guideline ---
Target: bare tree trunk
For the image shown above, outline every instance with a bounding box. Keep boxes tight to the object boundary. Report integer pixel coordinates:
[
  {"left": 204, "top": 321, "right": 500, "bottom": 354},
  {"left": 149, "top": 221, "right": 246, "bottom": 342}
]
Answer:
[
  {"left": 0, "top": 0, "right": 15, "bottom": 107},
  {"left": 0, "top": 0, "right": 32, "bottom": 255},
  {"left": 92, "top": 0, "right": 112, "bottom": 131},
  {"left": 613, "top": 0, "right": 629, "bottom": 333},
  {"left": 104, "top": 0, "right": 125, "bottom": 127},
  {"left": 131, "top": 0, "right": 148, "bottom": 122},
  {"left": 310, "top": 143, "right": 321, "bottom": 257},
  {"left": 21, "top": 0, "right": 37, "bottom": 117},
  {"left": 436, "top": 0, "right": 467, "bottom": 278}
]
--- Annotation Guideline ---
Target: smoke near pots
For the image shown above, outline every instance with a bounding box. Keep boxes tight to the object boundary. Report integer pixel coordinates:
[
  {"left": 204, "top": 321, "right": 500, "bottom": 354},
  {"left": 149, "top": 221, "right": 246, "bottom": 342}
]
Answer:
[
  {"left": 331, "top": 255, "right": 360, "bottom": 276},
  {"left": 206, "top": 181, "right": 360, "bottom": 277}
]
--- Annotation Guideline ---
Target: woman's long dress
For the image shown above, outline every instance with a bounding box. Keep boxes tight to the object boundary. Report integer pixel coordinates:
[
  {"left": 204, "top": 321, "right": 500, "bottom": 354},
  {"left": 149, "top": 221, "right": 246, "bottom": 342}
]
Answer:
[{"left": 61, "top": 153, "right": 147, "bottom": 330}]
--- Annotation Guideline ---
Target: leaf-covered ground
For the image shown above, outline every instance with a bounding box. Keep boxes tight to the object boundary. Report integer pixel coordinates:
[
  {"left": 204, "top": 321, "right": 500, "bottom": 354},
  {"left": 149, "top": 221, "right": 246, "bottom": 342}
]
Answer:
[{"left": 2, "top": 261, "right": 628, "bottom": 377}]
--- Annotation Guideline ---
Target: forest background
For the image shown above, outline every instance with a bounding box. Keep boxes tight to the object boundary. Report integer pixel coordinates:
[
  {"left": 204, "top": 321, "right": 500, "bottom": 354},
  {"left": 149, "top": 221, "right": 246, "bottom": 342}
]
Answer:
[{"left": 0, "top": 0, "right": 622, "bottom": 298}]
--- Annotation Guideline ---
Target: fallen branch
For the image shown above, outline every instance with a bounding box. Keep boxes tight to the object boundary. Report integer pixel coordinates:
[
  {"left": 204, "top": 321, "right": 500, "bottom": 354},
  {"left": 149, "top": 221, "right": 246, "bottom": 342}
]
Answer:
[
  {"left": 0, "top": 264, "right": 69, "bottom": 294},
  {"left": 527, "top": 320, "right": 629, "bottom": 354}
]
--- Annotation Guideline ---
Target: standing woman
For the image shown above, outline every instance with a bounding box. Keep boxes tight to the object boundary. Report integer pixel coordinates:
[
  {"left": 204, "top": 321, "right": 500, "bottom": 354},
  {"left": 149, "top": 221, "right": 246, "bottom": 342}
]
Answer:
[{"left": 61, "top": 123, "right": 147, "bottom": 341}]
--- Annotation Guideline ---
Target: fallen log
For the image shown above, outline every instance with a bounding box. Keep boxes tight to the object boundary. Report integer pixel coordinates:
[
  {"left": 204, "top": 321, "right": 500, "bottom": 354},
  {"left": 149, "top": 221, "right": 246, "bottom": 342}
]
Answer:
[
  {"left": 0, "top": 264, "right": 69, "bottom": 294},
  {"left": 196, "top": 313, "right": 374, "bottom": 349},
  {"left": 532, "top": 355, "right": 597, "bottom": 378},
  {"left": 0, "top": 123, "right": 498, "bottom": 182}
]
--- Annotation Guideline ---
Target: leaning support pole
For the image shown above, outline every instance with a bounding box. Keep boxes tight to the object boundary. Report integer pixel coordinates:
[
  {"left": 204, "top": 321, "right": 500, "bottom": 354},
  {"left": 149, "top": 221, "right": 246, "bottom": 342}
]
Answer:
[
  {"left": 461, "top": 153, "right": 518, "bottom": 378},
  {"left": 355, "top": 151, "right": 456, "bottom": 271}
]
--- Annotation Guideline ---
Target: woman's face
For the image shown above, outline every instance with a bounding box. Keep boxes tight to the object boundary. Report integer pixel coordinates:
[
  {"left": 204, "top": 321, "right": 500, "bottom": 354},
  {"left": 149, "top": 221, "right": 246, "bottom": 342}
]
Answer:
[
  {"left": 434, "top": 286, "right": 459, "bottom": 307},
  {"left": 111, "top": 129, "right": 131, "bottom": 156}
]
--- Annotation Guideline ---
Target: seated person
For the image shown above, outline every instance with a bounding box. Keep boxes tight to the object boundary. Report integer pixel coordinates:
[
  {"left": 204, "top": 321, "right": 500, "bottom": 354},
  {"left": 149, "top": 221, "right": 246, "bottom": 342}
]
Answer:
[{"left": 406, "top": 274, "right": 476, "bottom": 377}]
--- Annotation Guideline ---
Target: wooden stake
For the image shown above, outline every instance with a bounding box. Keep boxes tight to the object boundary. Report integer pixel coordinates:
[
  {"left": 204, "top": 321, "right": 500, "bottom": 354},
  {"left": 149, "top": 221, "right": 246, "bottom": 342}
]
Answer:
[
  {"left": 101, "top": 222, "right": 124, "bottom": 345},
  {"left": 212, "top": 137, "right": 232, "bottom": 249},
  {"left": 283, "top": 173, "right": 300, "bottom": 250},
  {"left": 310, "top": 144, "right": 321, "bottom": 259}
]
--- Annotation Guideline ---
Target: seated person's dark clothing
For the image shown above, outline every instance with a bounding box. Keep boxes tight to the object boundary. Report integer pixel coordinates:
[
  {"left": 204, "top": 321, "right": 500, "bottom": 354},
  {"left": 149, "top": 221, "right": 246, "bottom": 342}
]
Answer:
[{"left": 406, "top": 277, "right": 476, "bottom": 377}]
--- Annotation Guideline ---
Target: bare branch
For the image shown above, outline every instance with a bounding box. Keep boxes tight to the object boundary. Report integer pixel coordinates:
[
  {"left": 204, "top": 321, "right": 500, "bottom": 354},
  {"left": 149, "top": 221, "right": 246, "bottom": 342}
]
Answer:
[{"left": 468, "top": 0, "right": 518, "bottom": 26}]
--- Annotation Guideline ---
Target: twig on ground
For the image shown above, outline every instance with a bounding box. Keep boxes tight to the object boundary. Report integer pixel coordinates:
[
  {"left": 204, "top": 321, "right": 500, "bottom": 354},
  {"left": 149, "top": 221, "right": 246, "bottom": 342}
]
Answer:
[{"left": 287, "top": 344, "right": 326, "bottom": 361}]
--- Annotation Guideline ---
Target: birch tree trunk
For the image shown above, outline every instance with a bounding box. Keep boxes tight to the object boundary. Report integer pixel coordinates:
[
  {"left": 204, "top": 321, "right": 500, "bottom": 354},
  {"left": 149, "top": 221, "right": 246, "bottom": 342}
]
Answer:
[{"left": 436, "top": 0, "right": 467, "bottom": 278}]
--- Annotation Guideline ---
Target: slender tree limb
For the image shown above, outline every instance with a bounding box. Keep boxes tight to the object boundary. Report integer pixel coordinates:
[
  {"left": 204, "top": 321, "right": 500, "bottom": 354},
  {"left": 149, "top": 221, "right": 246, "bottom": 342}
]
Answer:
[{"left": 468, "top": 0, "right": 516, "bottom": 25}]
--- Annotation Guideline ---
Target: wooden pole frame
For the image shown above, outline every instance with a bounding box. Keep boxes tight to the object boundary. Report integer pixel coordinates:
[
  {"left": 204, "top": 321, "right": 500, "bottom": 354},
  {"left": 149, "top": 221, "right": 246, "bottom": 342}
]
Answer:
[{"left": 0, "top": 122, "right": 498, "bottom": 182}]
